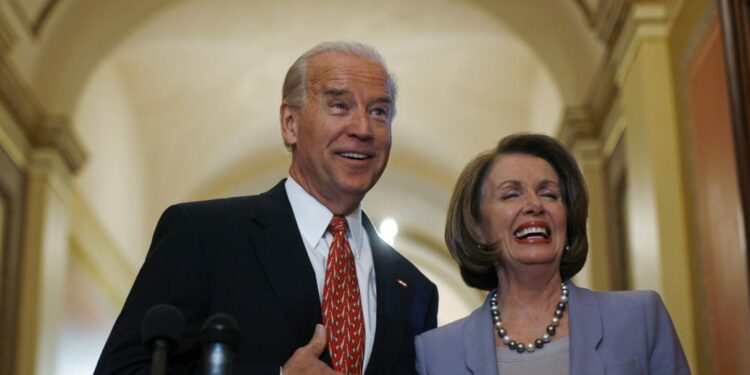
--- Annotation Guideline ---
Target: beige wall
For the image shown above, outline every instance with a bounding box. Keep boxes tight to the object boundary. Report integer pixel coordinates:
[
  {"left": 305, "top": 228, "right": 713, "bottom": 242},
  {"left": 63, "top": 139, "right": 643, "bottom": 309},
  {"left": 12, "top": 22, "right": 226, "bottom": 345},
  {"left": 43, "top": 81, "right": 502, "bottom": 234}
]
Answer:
[
  {"left": 561, "top": 1, "right": 744, "bottom": 373},
  {"left": 1, "top": 0, "right": 742, "bottom": 374},
  {"left": 74, "top": 61, "right": 149, "bottom": 268}
]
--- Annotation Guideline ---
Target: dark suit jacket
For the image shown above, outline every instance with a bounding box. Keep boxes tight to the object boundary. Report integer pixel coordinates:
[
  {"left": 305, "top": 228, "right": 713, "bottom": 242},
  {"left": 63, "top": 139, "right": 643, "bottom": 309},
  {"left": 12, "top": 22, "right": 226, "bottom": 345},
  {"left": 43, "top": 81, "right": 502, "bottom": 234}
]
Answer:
[
  {"left": 415, "top": 281, "right": 690, "bottom": 374},
  {"left": 95, "top": 180, "right": 439, "bottom": 374}
]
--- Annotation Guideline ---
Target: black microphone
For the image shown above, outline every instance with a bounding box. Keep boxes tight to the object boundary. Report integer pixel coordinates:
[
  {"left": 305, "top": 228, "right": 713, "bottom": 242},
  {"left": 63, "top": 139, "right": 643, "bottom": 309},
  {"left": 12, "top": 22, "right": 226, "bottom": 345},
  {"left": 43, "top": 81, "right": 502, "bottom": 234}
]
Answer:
[
  {"left": 141, "top": 304, "right": 186, "bottom": 375},
  {"left": 200, "top": 313, "right": 240, "bottom": 375}
]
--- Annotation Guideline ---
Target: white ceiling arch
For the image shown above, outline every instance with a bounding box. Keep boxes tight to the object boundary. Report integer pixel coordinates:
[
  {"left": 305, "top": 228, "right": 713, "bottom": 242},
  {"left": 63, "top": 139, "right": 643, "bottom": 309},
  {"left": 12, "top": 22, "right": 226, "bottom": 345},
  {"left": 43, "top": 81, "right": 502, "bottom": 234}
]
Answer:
[
  {"left": 68, "top": 0, "right": 605, "bottom": 226},
  {"left": 64, "top": 0, "right": 606, "bottom": 265},
  {"left": 32, "top": 0, "right": 605, "bottom": 323}
]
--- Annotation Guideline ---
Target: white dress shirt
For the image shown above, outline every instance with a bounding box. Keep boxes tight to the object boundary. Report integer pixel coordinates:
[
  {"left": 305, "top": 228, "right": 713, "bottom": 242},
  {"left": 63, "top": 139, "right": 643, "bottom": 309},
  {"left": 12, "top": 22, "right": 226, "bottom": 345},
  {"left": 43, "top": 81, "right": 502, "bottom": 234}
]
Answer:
[{"left": 284, "top": 177, "right": 377, "bottom": 369}]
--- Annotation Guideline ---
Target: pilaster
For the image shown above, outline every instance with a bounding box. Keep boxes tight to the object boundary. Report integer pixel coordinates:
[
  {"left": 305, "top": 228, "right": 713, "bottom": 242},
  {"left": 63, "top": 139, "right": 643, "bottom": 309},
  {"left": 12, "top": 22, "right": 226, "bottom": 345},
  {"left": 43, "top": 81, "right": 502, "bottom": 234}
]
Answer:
[
  {"left": 17, "top": 149, "right": 73, "bottom": 375},
  {"left": 0, "top": 5, "right": 88, "bottom": 373},
  {"left": 571, "top": 140, "right": 613, "bottom": 291},
  {"left": 614, "top": 1, "right": 697, "bottom": 370}
]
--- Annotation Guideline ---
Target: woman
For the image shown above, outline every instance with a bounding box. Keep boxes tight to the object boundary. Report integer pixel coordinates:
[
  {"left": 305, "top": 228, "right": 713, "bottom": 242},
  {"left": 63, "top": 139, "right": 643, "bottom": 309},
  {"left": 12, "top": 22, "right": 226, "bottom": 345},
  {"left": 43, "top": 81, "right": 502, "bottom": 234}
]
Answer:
[{"left": 415, "top": 133, "right": 690, "bottom": 374}]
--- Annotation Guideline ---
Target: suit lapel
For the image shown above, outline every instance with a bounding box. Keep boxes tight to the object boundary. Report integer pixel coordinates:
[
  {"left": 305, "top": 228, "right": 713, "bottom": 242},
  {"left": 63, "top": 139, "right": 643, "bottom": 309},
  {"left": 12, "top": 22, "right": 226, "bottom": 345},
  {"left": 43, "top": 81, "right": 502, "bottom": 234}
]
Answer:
[
  {"left": 247, "top": 181, "right": 325, "bottom": 351},
  {"left": 465, "top": 294, "right": 498, "bottom": 374},
  {"left": 568, "top": 281, "right": 604, "bottom": 375},
  {"left": 362, "top": 214, "right": 410, "bottom": 375}
]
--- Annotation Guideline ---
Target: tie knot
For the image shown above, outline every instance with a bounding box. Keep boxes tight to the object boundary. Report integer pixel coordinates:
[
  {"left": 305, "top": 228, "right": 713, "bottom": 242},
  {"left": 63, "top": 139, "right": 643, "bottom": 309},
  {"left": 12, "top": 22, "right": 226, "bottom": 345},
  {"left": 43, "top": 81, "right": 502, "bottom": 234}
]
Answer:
[{"left": 328, "top": 216, "right": 348, "bottom": 236}]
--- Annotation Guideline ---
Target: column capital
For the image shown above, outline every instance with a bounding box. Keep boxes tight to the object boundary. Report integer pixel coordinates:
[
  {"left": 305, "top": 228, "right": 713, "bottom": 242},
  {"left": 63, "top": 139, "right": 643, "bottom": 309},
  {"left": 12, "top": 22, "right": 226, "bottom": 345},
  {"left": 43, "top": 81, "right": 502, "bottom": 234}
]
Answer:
[
  {"left": 559, "top": 106, "right": 596, "bottom": 147},
  {"left": 614, "top": 1, "right": 672, "bottom": 84},
  {"left": 28, "top": 115, "right": 87, "bottom": 174},
  {"left": 0, "top": 56, "right": 87, "bottom": 174}
]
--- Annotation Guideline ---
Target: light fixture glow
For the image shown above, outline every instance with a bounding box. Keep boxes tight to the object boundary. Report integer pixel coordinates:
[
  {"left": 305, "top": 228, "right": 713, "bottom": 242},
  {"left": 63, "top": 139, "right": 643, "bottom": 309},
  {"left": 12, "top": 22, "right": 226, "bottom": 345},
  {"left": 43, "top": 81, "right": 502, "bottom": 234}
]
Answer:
[{"left": 379, "top": 217, "right": 399, "bottom": 246}]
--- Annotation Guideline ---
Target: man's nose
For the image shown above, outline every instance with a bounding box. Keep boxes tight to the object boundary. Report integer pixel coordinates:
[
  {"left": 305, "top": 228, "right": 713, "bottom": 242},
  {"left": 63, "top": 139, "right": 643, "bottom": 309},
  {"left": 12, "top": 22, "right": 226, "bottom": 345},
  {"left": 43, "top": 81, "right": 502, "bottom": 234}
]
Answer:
[{"left": 348, "top": 110, "right": 373, "bottom": 139}]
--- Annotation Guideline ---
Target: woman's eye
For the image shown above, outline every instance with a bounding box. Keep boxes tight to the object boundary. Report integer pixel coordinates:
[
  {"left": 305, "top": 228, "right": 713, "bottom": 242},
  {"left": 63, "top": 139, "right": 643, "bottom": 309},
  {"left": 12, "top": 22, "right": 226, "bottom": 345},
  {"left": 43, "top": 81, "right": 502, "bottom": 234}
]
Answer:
[
  {"left": 500, "top": 193, "right": 519, "bottom": 200},
  {"left": 542, "top": 192, "right": 559, "bottom": 200}
]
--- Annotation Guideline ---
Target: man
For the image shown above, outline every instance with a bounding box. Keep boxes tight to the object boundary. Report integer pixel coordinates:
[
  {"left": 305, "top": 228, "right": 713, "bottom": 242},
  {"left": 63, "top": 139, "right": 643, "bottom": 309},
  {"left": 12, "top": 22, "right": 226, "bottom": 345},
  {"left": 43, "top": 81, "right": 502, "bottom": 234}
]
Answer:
[{"left": 95, "top": 41, "right": 439, "bottom": 374}]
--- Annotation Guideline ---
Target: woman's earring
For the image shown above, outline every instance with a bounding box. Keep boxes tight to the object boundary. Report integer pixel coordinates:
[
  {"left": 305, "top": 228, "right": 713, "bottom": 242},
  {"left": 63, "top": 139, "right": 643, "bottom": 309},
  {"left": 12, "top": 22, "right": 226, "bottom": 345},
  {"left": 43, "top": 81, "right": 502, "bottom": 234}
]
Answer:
[{"left": 564, "top": 245, "right": 570, "bottom": 254}]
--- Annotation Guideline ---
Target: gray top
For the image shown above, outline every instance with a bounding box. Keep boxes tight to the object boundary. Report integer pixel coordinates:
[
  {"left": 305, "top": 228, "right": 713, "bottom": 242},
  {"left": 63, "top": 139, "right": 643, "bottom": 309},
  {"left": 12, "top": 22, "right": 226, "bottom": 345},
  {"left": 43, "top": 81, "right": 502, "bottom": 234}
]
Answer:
[
  {"left": 496, "top": 337, "right": 570, "bottom": 375},
  {"left": 416, "top": 283, "right": 690, "bottom": 375}
]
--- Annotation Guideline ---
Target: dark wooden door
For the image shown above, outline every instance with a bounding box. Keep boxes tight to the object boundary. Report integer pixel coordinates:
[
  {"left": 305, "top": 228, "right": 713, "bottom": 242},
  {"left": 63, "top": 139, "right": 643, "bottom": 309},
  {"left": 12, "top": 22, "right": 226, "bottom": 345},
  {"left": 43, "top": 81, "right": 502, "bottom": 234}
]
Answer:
[
  {"left": 687, "top": 10, "right": 750, "bottom": 373},
  {"left": 719, "top": 0, "right": 750, "bottom": 298}
]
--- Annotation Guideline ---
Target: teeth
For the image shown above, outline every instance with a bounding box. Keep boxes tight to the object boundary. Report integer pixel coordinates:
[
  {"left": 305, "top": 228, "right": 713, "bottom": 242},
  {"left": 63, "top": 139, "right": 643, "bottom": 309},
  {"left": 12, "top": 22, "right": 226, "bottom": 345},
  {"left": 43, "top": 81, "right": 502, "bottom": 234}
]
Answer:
[
  {"left": 340, "top": 152, "right": 367, "bottom": 160},
  {"left": 514, "top": 227, "right": 548, "bottom": 239}
]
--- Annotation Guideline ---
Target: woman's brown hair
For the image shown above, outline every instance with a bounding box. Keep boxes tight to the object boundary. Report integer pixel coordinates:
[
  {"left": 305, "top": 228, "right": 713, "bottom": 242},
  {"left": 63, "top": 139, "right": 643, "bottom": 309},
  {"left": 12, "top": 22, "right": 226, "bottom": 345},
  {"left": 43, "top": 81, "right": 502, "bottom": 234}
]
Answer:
[{"left": 445, "top": 133, "right": 589, "bottom": 290}]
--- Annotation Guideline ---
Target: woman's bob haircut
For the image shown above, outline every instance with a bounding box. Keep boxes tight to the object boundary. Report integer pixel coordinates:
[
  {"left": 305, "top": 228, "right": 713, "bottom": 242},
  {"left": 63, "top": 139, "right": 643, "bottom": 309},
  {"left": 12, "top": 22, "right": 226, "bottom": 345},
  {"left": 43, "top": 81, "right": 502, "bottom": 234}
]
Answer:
[{"left": 445, "top": 133, "right": 589, "bottom": 290}]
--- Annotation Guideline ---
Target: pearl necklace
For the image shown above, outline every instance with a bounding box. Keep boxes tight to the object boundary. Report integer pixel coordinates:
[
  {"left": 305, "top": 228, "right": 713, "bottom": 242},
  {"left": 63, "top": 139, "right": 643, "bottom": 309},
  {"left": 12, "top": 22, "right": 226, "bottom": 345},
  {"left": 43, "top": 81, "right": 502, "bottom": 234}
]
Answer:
[{"left": 489, "top": 282, "right": 568, "bottom": 354}]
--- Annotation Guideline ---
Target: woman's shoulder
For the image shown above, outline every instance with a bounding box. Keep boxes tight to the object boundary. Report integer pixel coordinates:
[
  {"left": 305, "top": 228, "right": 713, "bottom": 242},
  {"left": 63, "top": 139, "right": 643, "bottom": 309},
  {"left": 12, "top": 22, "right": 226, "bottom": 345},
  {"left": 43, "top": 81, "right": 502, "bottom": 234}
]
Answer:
[
  {"left": 417, "top": 296, "right": 492, "bottom": 345},
  {"left": 416, "top": 302, "right": 496, "bottom": 373},
  {"left": 574, "top": 283, "right": 660, "bottom": 302},
  {"left": 572, "top": 283, "right": 667, "bottom": 317},
  {"left": 417, "top": 309, "right": 477, "bottom": 343}
]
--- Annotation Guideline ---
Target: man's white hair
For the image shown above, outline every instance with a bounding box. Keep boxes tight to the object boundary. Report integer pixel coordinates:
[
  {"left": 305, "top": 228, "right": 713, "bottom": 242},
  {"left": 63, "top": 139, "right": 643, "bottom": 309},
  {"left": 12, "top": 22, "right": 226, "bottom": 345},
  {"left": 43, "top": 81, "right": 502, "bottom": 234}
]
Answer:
[{"left": 281, "top": 40, "right": 398, "bottom": 117}]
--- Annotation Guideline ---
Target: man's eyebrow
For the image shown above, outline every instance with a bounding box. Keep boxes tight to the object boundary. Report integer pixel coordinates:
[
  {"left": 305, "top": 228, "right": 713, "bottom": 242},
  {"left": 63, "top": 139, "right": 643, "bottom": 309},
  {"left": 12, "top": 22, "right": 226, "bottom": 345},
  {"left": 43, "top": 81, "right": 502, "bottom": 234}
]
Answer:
[
  {"left": 322, "top": 90, "right": 393, "bottom": 108},
  {"left": 372, "top": 96, "right": 393, "bottom": 106},
  {"left": 323, "top": 88, "right": 348, "bottom": 97}
]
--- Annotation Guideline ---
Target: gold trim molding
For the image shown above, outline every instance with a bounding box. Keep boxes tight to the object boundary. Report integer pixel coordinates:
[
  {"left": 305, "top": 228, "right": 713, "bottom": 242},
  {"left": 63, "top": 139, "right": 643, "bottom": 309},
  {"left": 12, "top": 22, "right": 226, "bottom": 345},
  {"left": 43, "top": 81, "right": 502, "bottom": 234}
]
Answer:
[
  {"left": 0, "top": 56, "right": 87, "bottom": 173},
  {"left": 558, "top": 63, "right": 618, "bottom": 148},
  {"left": 574, "top": 0, "right": 634, "bottom": 49},
  {"left": 0, "top": 9, "right": 18, "bottom": 53},
  {"left": 614, "top": 2, "right": 671, "bottom": 85},
  {"left": 9, "top": 0, "right": 61, "bottom": 38}
]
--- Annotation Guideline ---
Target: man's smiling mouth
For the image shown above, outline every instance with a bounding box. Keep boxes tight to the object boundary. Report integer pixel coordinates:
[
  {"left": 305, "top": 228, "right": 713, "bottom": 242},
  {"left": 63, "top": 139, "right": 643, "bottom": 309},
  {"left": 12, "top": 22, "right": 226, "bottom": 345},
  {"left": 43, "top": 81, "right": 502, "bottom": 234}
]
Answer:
[{"left": 338, "top": 152, "right": 370, "bottom": 160}]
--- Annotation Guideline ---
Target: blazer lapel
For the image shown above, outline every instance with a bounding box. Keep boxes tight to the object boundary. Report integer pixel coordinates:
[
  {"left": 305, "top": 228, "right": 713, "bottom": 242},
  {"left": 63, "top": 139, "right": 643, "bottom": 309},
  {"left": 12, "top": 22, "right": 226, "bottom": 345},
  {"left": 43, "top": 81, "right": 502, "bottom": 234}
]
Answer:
[
  {"left": 568, "top": 281, "right": 604, "bottom": 375},
  {"left": 247, "top": 181, "right": 325, "bottom": 351},
  {"left": 465, "top": 294, "right": 499, "bottom": 374},
  {"left": 362, "top": 214, "right": 410, "bottom": 375}
]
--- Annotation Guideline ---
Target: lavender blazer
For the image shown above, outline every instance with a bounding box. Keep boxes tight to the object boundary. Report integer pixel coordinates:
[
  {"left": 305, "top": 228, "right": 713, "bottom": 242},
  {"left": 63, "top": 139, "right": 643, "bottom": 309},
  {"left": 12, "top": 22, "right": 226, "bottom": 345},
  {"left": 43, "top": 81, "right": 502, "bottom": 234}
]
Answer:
[{"left": 416, "top": 282, "right": 690, "bottom": 374}]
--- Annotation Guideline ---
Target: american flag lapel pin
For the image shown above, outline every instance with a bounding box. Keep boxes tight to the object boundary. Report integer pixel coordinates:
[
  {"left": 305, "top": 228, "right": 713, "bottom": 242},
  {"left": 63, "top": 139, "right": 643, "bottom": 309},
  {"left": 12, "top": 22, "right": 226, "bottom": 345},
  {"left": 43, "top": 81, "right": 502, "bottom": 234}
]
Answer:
[{"left": 396, "top": 277, "right": 409, "bottom": 288}]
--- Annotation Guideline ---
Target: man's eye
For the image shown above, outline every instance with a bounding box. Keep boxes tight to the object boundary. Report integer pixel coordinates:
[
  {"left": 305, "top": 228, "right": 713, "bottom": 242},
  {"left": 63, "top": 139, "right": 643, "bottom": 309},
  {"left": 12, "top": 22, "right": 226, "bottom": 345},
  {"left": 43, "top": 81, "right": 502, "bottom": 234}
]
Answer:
[
  {"left": 370, "top": 107, "right": 389, "bottom": 119},
  {"left": 331, "top": 103, "right": 348, "bottom": 112}
]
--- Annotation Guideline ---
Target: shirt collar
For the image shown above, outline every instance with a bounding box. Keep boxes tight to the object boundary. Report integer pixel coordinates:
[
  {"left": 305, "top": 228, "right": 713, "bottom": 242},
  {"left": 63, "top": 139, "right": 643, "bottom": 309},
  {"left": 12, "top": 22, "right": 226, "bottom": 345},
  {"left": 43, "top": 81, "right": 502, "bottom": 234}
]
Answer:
[{"left": 284, "top": 177, "right": 364, "bottom": 257}]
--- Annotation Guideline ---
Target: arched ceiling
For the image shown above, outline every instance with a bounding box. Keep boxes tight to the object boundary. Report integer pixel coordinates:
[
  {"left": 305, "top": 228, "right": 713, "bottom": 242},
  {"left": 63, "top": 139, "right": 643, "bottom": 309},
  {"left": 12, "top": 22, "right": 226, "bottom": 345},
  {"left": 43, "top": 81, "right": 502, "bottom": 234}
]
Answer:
[
  {"left": 71, "top": 0, "right": 603, "bottom": 222},
  {"left": 46, "top": 0, "right": 605, "bottom": 313}
]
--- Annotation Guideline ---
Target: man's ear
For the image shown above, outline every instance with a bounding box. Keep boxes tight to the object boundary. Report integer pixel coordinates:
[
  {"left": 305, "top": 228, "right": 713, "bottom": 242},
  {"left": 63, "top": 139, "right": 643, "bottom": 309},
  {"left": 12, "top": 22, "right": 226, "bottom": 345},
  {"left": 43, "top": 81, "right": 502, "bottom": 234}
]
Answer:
[{"left": 280, "top": 101, "right": 299, "bottom": 148}]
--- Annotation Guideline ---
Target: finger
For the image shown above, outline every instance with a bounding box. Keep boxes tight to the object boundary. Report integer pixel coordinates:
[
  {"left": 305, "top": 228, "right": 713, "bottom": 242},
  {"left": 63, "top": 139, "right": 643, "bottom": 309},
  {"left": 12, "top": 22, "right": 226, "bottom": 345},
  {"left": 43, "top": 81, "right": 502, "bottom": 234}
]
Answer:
[{"left": 307, "top": 324, "right": 328, "bottom": 356}]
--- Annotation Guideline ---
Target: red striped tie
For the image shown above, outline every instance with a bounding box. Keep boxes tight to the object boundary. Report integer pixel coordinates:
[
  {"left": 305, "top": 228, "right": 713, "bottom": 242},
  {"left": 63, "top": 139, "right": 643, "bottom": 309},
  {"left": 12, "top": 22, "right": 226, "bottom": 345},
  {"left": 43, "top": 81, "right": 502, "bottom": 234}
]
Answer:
[{"left": 322, "top": 216, "right": 365, "bottom": 375}]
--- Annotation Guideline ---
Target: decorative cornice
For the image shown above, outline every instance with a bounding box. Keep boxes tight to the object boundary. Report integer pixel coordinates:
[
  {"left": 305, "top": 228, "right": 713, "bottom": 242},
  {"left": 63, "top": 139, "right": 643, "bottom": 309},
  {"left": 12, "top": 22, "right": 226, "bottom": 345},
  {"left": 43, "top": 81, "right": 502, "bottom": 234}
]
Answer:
[
  {"left": 9, "top": 0, "right": 61, "bottom": 38},
  {"left": 572, "top": 139, "right": 605, "bottom": 165},
  {"left": 558, "top": 105, "right": 594, "bottom": 148},
  {"left": 558, "top": 63, "right": 618, "bottom": 148},
  {"left": 0, "top": 55, "right": 87, "bottom": 173},
  {"left": 0, "top": 56, "right": 43, "bottom": 126},
  {"left": 573, "top": 0, "right": 597, "bottom": 26},
  {"left": 29, "top": 115, "right": 87, "bottom": 174},
  {"left": 572, "top": 0, "right": 633, "bottom": 49},
  {"left": 613, "top": 2, "right": 671, "bottom": 84},
  {"left": 0, "top": 9, "right": 18, "bottom": 53},
  {"left": 562, "top": 0, "right": 677, "bottom": 154},
  {"left": 586, "top": 63, "right": 619, "bottom": 130},
  {"left": 562, "top": 0, "right": 626, "bottom": 150},
  {"left": 598, "top": 0, "right": 633, "bottom": 49}
]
